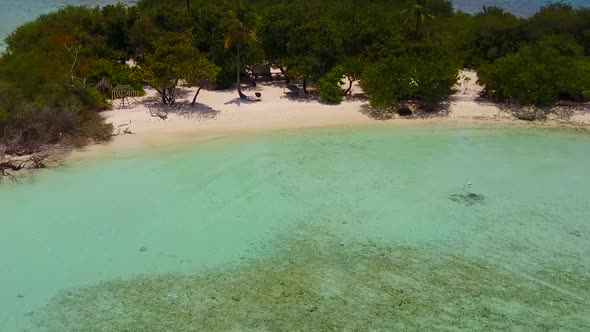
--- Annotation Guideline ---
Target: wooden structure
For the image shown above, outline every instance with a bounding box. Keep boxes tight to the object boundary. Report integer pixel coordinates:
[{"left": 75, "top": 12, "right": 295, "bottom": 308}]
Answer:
[
  {"left": 251, "top": 64, "right": 272, "bottom": 79},
  {"left": 95, "top": 78, "right": 112, "bottom": 93},
  {"left": 111, "top": 85, "right": 139, "bottom": 109}
]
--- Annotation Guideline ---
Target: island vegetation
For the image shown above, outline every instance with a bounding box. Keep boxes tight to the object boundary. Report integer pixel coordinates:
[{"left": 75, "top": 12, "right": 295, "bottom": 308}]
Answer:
[{"left": 1, "top": 0, "right": 589, "bottom": 180}]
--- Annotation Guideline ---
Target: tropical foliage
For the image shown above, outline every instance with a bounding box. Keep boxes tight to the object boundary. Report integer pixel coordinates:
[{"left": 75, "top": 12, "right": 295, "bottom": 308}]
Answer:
[
  {"left": 1, "top": 0, "right": 589, "bottom": 166},
  {"left": 317, "top": 66, "right": 345, "bottom": 104}
]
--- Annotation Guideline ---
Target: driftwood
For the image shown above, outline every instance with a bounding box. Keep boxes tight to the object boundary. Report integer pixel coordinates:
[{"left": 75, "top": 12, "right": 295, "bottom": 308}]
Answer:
[
  {"left": 149, "top": 107, "right": 169, "bottom": 120},
  {"left": 0, "top": 127, "right": 66, "bottom": 182},
  {"left": 0, "top": 149, "right": 63, "bottom": 182},
  {"left": 110, "top": 124, "right": 136, "bottom": 137}
]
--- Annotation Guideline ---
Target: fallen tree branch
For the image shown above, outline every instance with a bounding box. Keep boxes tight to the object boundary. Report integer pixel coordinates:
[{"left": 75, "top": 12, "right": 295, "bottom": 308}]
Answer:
[
  {"left": 149, "top": 105, "right": 170, "bottom": 120},
  {"left": 1, "top": 128, "right": 66, "bottom": 182},
  {"left": 0, "top": 150, "right": 63, "bottom": 182}
]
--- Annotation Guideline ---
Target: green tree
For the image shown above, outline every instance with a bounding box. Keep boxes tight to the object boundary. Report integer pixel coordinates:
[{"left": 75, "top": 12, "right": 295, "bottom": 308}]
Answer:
[
  {"left": 478, "top": 43, "right": 590, "bottom": 105},
  {"left": 468, "top": 6, "right": 524, "bottom": 65},
  {"left": 258, "top": 3, "right": 293, "bottom": 76},
  {"left": 402, "top": 0, "right": 435, "bottom": 40},
  {"left": 341, "top": 57, "right": 365, "bottom": 95},
  {"left": 317, "top": 65, "right": 345, "bottom": 104},
  {"left": 224, "top": 0, "right": 260, "bottom": 99},
  {"left": 186, "top": 57, "right": 221, "bottom": 105},
  {"left": 527, "top": 3, "right": 586, "bottom": 40},
  {"left": 86, "top": 59, "right": 143, "bottom": 94},
  {"left": 140, "top": 33, "right": 196, "bottom": 104},
  {"left": 285, "top": 16, "right": 342, "bottom": 93},
  {"left": 361, "top": 42, "right": 459, "bottom": 111}
]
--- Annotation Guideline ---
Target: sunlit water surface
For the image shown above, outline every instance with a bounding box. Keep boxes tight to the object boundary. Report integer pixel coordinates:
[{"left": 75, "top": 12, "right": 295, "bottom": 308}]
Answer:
[{"left": 1, "top": 125, "right": 589, "bottom": 331}]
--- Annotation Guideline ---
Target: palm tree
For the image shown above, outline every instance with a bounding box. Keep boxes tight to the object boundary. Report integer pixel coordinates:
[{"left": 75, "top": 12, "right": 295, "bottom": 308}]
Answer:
[
  {"left": 349, "top": 0, "right": 358, "bottom": 53},
  {"left": 351, "top": 0, "right": 358, "bottom": 33},
  {"left": 224, "top": 0, "right": 257, "bottom": 99},
  {"left": 401, "top": 0, "right": 435, "bottom": 40}
]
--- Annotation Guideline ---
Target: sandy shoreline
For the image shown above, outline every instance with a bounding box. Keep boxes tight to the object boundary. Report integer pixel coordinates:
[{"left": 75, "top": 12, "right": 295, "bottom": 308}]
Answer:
[{"left": 68, "top": 70, "right": 590, "bottom": 163}]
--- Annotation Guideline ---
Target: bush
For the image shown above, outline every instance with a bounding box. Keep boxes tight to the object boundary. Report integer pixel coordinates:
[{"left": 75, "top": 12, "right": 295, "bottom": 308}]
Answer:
[
  {"left": 468, "top": 6, "right": 525, "bottom": 65},
  {"left": 215, "top": 65, "right": 236, "bottom": 90},
  {"left": 317, "top": 66, "right": 344, "bottom": 104},
  {"left": 478, "top": 43, "right": 590, "bottom": 105},
  {"left": 361, "top": 42, "right": 459, "bottom": 112},
  {"left": 85, "top": 59, "right": 144, "bottom": 94}
]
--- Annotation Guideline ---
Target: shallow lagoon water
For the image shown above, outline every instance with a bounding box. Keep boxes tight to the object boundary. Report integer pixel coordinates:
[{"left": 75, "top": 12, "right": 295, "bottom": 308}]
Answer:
[{"left": 1, "top": 125, "right": 589, "bottom": 331}]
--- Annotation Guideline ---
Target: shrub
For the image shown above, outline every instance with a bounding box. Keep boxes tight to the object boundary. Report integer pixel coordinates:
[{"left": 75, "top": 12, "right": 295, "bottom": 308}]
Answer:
[
  {"left": 468, "top": 6, "right": 525, "bottom": 65},
  {"left": 478, "top": 43, "right": 590, "bottom": 105},
  {"left": 317, "top": 66, "right": 345, "bottom": 104},
  {"left": 361, "top": 42, "right": 459, "bottom": 112},
  {"left": 86, "top": 59, "right": 144, "bottom": 94}
]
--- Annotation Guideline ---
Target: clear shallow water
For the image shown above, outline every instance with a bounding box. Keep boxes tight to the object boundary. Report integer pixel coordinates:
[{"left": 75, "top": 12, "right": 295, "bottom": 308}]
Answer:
[{"left": 0, "top": 125, "right": 589, "bottom": 331}]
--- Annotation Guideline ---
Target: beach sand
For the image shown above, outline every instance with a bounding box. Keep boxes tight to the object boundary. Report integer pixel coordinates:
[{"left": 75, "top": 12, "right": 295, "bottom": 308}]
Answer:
[{"left": 69, "top": 70, "right": 590, "bottom": 162}]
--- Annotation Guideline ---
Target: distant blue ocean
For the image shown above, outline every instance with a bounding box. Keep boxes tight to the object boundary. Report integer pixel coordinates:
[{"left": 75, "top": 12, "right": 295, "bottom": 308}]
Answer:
[
  {"left": 0, "top": 0, "right": 589, "bottom": 50},
  {"left": 452, "top": 0, "right": 588, "bottom": 16}
]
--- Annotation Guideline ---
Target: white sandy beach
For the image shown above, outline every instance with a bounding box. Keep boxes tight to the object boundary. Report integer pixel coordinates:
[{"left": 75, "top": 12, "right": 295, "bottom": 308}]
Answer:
[{"left": 69, "top": 70, "right": 590, "bottom": 161}]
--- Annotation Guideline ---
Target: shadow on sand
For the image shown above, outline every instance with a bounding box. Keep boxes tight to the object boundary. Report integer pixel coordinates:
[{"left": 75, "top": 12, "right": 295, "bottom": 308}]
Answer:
[
  {"left": 224, "top": 97, "right": 262, "bottom": 106},
  {"left": 144, "top": 94, "right": 221, "bottom": 121}
]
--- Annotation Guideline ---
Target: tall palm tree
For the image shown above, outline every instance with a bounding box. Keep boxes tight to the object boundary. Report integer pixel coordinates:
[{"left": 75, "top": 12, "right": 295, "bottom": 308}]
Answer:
[
  {"left": 224, "top": 0, "right": 257, "bottom": 99},
  {"left": 401, "top": 0, "right": 435, "bottom": 40},
  {"left": 348, "top": 0, "right": 362, "bottom": 54},
  {"left": 351, "top": 0, "right": 358, "bottom": 33}
]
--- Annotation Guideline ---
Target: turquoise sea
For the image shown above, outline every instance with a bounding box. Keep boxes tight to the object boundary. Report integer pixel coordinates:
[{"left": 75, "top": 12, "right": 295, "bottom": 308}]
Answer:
[
  {"left": 453, "top": 0, "right": 588, "bottom": 16},
  {"left": 1, "top": 125, "right": 589, "bottom": 330},
  {"left": 1, "top": 0, "right": 589, "bottom": 50}
]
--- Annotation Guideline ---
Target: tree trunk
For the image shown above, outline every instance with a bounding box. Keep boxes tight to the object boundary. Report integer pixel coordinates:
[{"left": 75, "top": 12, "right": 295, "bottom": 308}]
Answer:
[
  {"left": 302, "top": 77, "right": 308, "bottom": 94},
  {"left": 344, "top": 78, "right": 354, "bottom": 95},
  {"left": 168, "top": 79, "right": 180, "bottom": 105},
  {"left": 191, "top": 86, "right": 203, "bottom": 106},
  {"left": 186, "top": 0, "right": 191, "bottom": 16},
  {"left": 162, "top": 87, "right": 167, "bottom": 103},
  {"left": 350, "top": 0, "right": 358, "bottom": 53},
  {"left": 237, "top": 42, "right": 247, "bottom": 99},
  {"left": 278, "top": 65, "right": 290, "bottom": 84},
  {"left": 415, "top": 12, "right": 422, "bottom": 40},
  {"left": 237, "top": 41, "right": 240, "bottom": 93},
  {"left": 352, "top": 0, "right": 357, "bottom": 27},
  {"left": 235, "top": 0, "right": 246, "bottom": 99}
]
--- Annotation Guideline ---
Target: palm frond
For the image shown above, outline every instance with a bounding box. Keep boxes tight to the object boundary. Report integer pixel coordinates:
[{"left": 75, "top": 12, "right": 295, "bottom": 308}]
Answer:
[{"left": 224, "top": 35, "right": 234, "bottom": 49}]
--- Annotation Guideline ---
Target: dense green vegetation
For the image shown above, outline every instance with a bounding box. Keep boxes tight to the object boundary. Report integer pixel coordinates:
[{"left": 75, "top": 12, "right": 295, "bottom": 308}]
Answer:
[{"left": 1, "top": 0, "right": 589, "bottom": 171}]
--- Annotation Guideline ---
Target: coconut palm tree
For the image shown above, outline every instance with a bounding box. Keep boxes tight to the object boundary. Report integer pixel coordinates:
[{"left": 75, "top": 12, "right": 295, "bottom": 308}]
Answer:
[
  {"left": 348, "top": 0, "right": 359, "bottom": 52},
  {"left": 224, "top": 0, "right": 258, "bottom": 99},
  {"left": 402, "top": 0, "right": 435, "bottom": 40}
]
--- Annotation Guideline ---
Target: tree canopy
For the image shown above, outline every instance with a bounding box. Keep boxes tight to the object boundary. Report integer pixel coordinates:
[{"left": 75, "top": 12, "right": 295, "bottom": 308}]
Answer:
[{"left": 1, "top": 0, "right": 589, "bottom": 163}]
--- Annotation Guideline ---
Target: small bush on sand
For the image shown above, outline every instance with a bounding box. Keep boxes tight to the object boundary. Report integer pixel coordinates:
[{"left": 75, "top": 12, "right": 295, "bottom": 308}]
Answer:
[{"left": 318, "top": 66, "right": 345, "bottom": 104}]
